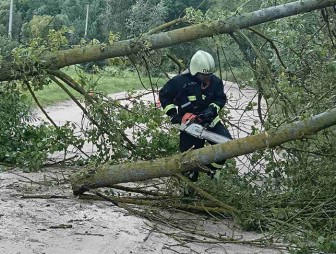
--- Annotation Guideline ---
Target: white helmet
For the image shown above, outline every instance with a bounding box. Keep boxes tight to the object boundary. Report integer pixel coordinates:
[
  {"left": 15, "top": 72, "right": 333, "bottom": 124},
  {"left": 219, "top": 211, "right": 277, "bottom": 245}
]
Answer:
[{"left": 189, "top": 50, "right": 215, "bottom": 76}]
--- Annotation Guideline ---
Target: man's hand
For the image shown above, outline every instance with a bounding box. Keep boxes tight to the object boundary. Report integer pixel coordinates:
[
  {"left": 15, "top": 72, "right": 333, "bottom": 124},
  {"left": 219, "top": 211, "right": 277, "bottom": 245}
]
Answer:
[
  {"left": 197, "top": 106, "right": 217, "bottom": 124},
  {"left": 170, "top": 113, "right": 182, "bottom": 124}
]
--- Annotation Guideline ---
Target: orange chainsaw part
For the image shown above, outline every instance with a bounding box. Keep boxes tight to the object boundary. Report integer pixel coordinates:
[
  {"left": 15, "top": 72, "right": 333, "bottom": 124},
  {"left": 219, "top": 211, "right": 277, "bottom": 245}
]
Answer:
[{"left": 181, "top": 113, "right": 197, "bottom": 124}]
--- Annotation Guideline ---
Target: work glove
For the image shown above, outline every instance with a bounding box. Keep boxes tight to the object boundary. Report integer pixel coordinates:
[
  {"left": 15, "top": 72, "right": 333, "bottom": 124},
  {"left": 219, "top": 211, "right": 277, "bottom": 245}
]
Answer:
[
  {"left": 197, "top": 105, "right": 217, "bottom": 124},
  {"left": 169, "top": 112, "right": 182, "bottom": 124}
]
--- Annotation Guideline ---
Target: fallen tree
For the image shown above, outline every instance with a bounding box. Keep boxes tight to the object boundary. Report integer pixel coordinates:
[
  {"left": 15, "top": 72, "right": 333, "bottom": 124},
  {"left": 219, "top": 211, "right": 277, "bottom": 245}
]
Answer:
[
  {"left": 1, "top": 1, "right": 334, "bottom": 252},
  {"left": 71, "top": 106, "right": 336, "bottom": 195},
  {"left": 1, "top": 0, "right": 336, "bottom": 82}
]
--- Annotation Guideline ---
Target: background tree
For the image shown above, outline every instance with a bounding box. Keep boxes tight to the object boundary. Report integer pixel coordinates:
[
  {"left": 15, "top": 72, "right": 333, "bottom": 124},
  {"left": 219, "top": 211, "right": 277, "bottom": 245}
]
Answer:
[
  {"left": 60, "top": 0, "right": 105, "bottom": 42},
  {"left": 163, "top": 0, "right": 210, "bottom": 21},
  {"left": 100, "top": 0, "right": 136, "bottom": 40},
  {"left": 126, "top": 0, "right": 168, "bottom": 37}
]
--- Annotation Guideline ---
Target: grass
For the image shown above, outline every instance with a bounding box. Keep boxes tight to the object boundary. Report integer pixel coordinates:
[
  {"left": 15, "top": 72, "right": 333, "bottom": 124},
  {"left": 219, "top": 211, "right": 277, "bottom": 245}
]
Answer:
[{"left": 30, "top": 66, "right": 167, "bottom": 107}]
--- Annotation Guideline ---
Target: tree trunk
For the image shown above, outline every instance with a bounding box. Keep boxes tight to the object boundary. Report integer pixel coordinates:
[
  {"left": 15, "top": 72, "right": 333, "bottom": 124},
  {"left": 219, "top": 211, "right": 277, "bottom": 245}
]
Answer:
[
  {"left": 71, "top": 107, "right": 336, "bottom": 195},
  {"left": 1, "top": 0, "right": 336, "bottom": 82}
]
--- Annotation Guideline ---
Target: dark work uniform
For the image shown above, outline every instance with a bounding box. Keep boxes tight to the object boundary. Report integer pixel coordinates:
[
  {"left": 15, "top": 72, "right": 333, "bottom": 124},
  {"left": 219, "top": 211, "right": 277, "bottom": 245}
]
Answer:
[{"left": 159, "top": 72, "right": 232, "bottom": 181}]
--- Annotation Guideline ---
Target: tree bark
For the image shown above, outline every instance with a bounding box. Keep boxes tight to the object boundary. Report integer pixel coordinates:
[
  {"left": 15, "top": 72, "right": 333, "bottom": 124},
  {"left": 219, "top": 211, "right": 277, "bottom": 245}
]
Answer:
[
  {"left": 71, "top": 107, "right": 336, "bottom": 195},
  {"left": 1, "top": 0, "right": 336, "bottom": 82}
]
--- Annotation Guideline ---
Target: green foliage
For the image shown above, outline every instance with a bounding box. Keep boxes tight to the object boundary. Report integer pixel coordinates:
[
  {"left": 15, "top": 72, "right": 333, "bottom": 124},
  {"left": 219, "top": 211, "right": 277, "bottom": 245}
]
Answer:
[
  {"left": 82, "top": 90, "right": 178, "bottom": 164},
  {"left": 163, "top": 0, "right": 210, "bottom": 21},
  {"left": 0, "top": 89, "right": 30, "bottom": 164},
  {"left": 60, "top": 0, "right": 105, "bottom": 41},
  {"left": 14, "top": 0, "right": 106, "bottom": 43},
  {"left": 126, "top": 0, "right": 168, "bottom": 37},
  {"left": 22, "top": 15, "right": 54, "bottom": 39},
  {"left": 0, "top": 85, "right": 84, "bottom": 171},
  {"left": 197, "top": 140, "right": 336, "bottom": 252},
  {"left": 184, "top": 7, "right": 208, "bottom": 24},
  {"left": 0, "top": 35, "right": 19, "bottom": 61},
  {"left": 47, "top": 26, "right": 70, "bottom": 50},
  {"left": 192, "top": 5, "right": 336, "bottom": 252},
  {"left": 21, "top": 14, "right": 70, "bottom": 45},
  {"left": 11, "top": 45, "right": 50, "bottom": 88},
  {"left": 101, "top": 0, "right": 136, "bottom": 40}
]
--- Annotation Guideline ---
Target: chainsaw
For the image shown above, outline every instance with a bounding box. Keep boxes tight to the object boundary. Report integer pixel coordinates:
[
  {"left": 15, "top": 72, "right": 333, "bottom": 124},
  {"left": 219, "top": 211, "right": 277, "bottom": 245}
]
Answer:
[{"left": 179, "top": 113, "right": 231, "bottom": 144}]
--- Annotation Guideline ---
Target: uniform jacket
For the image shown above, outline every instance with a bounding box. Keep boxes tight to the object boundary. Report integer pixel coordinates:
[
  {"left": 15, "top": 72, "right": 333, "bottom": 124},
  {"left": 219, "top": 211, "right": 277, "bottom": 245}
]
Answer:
[{"left": 159, "top": 72, "right": 227, "bottom": 126}]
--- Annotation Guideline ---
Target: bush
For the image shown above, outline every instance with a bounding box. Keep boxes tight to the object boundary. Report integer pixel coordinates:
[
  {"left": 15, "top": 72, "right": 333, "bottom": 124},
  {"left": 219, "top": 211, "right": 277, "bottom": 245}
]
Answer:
[{"left": 0, "top": 85, "right": 84, "bottom": 170}]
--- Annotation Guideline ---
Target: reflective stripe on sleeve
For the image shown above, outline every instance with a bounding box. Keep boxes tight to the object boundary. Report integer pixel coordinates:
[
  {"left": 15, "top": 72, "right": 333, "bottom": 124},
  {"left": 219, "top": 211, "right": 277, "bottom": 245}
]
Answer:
[
  {"left": 187, "top": 96, "right": 196, "bottom": 101},
  {"left": 181, "top": 101, "right": 191, "bottom": 108},
  {"left": 202, "top": 95, "right": 206, "bottom": 100},
  {"left": 210, "top": 103, "right": 221, "bottom": 113},
  {"left": 209, "top": 116, "right": 221, "bottom": 128},
  {"left": 163, "top": 104, "right": 176, "bottom": 114}
]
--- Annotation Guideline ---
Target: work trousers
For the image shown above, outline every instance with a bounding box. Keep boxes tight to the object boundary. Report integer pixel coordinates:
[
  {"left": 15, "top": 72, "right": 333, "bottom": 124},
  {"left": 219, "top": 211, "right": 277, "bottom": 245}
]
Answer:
[{"left": 179, "top": 122, "right": 232, "bottom": 181}]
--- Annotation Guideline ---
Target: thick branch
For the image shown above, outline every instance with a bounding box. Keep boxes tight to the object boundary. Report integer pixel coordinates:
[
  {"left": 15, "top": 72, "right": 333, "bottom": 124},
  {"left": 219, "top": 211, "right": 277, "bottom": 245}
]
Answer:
[{"left": 71, "top": 106, "right": 336, "bottom": 195}]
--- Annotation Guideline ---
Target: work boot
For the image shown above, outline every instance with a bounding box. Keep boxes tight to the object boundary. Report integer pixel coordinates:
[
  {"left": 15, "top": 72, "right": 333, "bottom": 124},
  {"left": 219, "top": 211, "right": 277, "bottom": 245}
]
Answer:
[
  {"left": 183, "top": 170, "right": 199, "bottom": 182},
  {"left": 205, "top": 162, "right": 226, "bottom": 180},
  {"left": 206, "top": 169, "right": 216, "bottom": 179}
]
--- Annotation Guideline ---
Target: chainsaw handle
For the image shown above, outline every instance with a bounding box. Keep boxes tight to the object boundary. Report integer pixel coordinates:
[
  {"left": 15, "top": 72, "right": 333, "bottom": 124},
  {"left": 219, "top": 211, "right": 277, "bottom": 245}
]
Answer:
[
  {"left": 182, "top": 113, "right": 211, "bottom": 128},
  {"left": 194, "top": 114, "right": 209, "bottom": 128},
  {"left": 181, "top": 113, "right": 197, "bottom": 125}
]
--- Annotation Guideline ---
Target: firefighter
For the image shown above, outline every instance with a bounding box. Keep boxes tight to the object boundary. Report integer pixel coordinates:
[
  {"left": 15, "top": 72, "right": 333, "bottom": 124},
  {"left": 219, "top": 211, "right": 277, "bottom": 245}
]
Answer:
[{"left": 159, "top": 50, "right": 232, "bottom": 181}]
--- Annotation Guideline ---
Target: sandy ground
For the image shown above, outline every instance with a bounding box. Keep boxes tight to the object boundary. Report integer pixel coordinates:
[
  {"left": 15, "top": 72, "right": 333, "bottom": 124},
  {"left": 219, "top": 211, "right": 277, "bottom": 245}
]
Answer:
[
  {"left": 0, "top": 81, "right": 281, "bottom": 254},
  {"left": 0, "top": 169, "right": 282, "bottom": 254}
]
